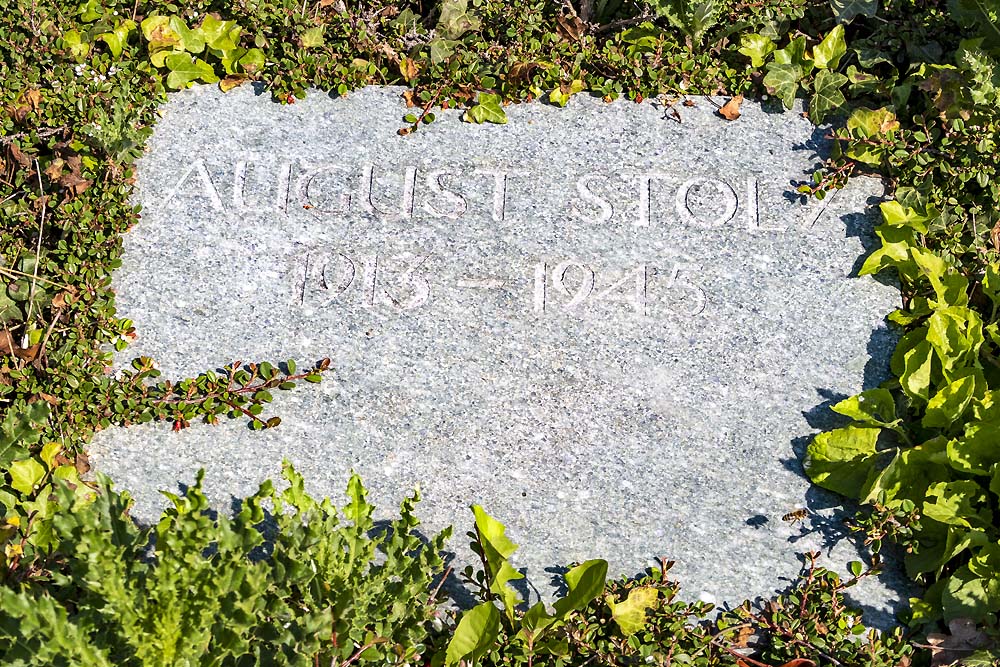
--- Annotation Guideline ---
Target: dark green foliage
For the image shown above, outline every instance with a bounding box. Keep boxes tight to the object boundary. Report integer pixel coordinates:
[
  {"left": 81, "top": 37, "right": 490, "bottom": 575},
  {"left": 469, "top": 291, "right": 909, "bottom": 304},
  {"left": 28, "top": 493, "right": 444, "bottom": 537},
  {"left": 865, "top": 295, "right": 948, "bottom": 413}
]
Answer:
[{"left": 1, "top": 0, "right": 999, "bottom": 663}]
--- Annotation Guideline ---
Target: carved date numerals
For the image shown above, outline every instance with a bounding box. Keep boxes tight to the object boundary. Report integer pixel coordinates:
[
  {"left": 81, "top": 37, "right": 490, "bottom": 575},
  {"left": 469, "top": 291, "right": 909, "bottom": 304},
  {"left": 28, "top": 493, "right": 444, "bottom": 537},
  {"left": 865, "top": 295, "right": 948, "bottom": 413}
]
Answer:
[
  {"left": 301, "top": 250, "right": 430, "bottom": 310},
  {"left": 532, "top": 261, "right": 706, "bottom": 317}
]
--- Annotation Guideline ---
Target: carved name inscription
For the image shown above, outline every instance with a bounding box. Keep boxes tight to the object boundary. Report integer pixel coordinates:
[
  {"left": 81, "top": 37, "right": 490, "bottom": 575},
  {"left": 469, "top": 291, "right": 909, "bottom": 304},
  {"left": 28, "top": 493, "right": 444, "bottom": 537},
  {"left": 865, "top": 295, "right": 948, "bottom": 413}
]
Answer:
[{"left": 164, "top": 159, "right": 838, "bottom": 230}]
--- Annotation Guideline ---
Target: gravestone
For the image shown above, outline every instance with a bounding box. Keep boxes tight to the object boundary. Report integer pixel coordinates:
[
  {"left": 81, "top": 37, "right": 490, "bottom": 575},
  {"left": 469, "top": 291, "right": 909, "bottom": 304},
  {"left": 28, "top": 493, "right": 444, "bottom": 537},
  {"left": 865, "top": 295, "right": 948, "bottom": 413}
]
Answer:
[{"left": 90, "top": 84, "right": 909, "bottom": 620}]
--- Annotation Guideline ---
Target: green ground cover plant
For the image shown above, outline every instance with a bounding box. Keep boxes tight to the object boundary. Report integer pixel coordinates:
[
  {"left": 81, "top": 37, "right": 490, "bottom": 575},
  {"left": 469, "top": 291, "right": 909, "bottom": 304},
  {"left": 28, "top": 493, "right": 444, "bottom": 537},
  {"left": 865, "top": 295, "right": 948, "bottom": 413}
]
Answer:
[{"left": 0, "top": 0, "right": 999, "bottom": 663}]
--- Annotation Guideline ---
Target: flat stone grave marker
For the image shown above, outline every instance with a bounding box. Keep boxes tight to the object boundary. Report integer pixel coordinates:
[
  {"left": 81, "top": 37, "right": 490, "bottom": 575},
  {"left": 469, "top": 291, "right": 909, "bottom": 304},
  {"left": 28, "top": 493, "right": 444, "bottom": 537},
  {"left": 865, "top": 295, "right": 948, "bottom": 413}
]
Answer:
[{"left": 91, "top": 85, "right": 908, "bottom": 620}]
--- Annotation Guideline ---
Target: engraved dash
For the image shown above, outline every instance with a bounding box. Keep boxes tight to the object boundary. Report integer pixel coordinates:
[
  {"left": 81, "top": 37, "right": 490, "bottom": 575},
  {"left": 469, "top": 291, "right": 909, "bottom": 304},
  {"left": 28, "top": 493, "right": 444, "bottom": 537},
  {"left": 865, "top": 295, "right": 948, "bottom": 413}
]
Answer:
[{"left": 457, "top": 278, "right": 506, "bottom": 289}]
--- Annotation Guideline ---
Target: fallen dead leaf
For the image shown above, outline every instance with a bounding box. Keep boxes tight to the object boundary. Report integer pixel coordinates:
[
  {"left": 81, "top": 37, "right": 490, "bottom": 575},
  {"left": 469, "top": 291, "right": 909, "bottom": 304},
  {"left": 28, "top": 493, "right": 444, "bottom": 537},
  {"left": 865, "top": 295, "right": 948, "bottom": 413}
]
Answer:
[
  {"left": 75, "top": 451, "right": 91, "bottom": 475},
  {"left": 7, "top": 143, "right": 32, "bottom": 170},
  {"left": 556, "top": 11, "right": 585, "bottom": 41},
  {"left": 219, "top": 75, "right": 249, "bottom": 93},
  {"left": 683, "top": 99, "right": 696, "bottom": 107},
  {"left": 402, "top": 90, "right": 417, "bottom": 108},
  {"left": 399, "top": 57, "right": 419, "bottom": 80},
  {"left": 927, "top": 618, "right": 993, "bottom": 667},
  {"left": 508, "top": 61, "right": 541, "bottom": 85},
  {"left": 0, "top": 330, "right": 40, "bottom": 362},
  {"left": 719, "top": 94, "right": 743, "bottom": 121},
  {"left": 37, "top": 392, "right": 59, "bottom": 405}
]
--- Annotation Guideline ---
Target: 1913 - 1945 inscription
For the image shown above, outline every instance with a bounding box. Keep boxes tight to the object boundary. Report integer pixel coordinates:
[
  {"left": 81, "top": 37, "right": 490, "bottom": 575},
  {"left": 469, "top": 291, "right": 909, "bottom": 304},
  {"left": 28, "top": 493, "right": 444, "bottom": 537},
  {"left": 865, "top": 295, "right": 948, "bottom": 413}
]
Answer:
[{"left": 91, "top": 85, "right": 909, "bottom": 620}]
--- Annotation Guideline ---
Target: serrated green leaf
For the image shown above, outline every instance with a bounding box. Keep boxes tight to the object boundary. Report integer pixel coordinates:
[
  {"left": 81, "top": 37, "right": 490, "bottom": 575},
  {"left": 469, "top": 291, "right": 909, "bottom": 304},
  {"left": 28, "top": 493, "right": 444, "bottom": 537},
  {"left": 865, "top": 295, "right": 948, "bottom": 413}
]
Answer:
[
  {"left": 831, "top": 388, "right": 896, "bottom": 426},
  {"left": 942, "top": 564, "right": 1000, "bottom": 621},
  {"left": 862, "top": 437, "right": 948, "bottom": 504},
  {"left": 901, "top": 339, "right": 935, "bottom": 402},
  {"left": 924, "top": 375, "right": 977, "bottom": 428},
  {"left": 948, "top": 421, "right": 1000, "bottom": 474},
  {"left": 923, "top": 480, "right": 991, "bottom": 528},
  {"left": 804, "top": 425, "right": 881, "bottom": 497}
]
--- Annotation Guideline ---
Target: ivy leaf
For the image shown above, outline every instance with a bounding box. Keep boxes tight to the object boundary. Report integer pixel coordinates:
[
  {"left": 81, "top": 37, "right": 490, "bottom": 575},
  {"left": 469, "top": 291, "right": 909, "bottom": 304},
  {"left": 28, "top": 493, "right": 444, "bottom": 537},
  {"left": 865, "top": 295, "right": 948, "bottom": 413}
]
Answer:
[
  {"left": 607, "top": 587, "right": 659, "bottom": 635},
  {"left": 199, "top": 15, "right": 241, "bottom": 53},
  {"left": 168, "top": 16, "right": 204, "bottom": 54},
  {"left": 222, "top": 47, "right": 265, "bottom": 75},
  {"left": 738, "top": 33, "right": 776, "bottom": 67},
  {"left": 78, "top": 0, "right": 102, "bottom": 22},
  {"left": 60, "top": 29, "right": 91, "bottom": 62},
  {"left": 96, "top": 20, "right": 136, "bottom": 59},
  {"left": 301, "top": 26, "right": 325, "bottom": 48},
  {"left": 9, "top": 458, "right": 47, "bottom": 496},
  {"left": 464, "top": 93, "right": 507, "bottom": 124},
  {"left": 880, "top": 200, "right": 934, "bottom": 234},
  {"left": 549, "top": 79, "right": 585, "bottom": 107},
  {"left": 844, "top": 107, "right": 899, "bottom": 164},
  {"left": 830, "top": 0, "right": 879, "bottom": 23},
  {"left": 813, "top": 24, "right": 847, "bottom": 69},
  {"left": 773, "top": 35, "right": 810, "bottom": 68},
  {"left": 809, "top": 69, "right": 847, "bottom": 123},
  {"left": 804, "top": 425, "right": 881, "bottom": 497},
  {"left": 164, "top": 54, "right": 219, "bottom": 89},
  {"left": 428, "top": 38, "right": 460, "bottom": 65},
  {"left": 763, "top": 63, "right": 803, "bottom": 108},
  {"left": 436, "top": 0, "right": 481, "bottom": 40}
]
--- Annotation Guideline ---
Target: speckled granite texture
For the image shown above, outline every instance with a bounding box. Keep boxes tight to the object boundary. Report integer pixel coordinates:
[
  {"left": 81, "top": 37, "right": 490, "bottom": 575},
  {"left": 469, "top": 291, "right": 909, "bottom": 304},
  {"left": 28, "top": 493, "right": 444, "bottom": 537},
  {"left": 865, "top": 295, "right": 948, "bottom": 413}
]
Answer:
[{"left": 90, "top": 84, "right": 911, "bottom": 622}]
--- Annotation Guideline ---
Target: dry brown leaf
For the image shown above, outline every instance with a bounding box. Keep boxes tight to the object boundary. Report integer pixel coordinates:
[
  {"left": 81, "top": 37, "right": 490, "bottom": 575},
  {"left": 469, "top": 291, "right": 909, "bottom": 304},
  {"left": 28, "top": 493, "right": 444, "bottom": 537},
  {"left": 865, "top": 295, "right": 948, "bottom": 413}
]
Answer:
[
  {"left": 0, "top": 330, "right": 40, "bottom": 362},
  {"left": 399, "top": 58, "right": 419, "bottom": 80},
  {"left": 719, "top": 94, "right": 743, "bottom": 121},
  {"left": 44, "top": 158, "right": 65, "bottom": 182},
  {"left": 7, "top": 143, "right": 32, "bottom": 169},
  {"left": 51, "top": 291, "right": 68, "bottom": 309},
  {"left": 75, "top": 451, "right": 91, "bottom": 475},
  {"left": 732, "top": 625, "right": 755, "bottom": 648},
  {"left": 927, "top": 618, "right": 993, "bottom": 667},
  {"left": 23, "top": 89, "right": 42, "bottom": 111},
  {"left": 683, "top": 99, "right": 696, "bottom": 107},
  {"left": 219, "top": 75, "right": 249, "bottom": 93},
  {"left": 556, "top": 11, "right": 585, "bottom": 41},
  {"left": 37, "top": 392, "right": 59, "bottom": 405},
  {"left": 508, "top": 61, "right": 541, "bottom": 85}
]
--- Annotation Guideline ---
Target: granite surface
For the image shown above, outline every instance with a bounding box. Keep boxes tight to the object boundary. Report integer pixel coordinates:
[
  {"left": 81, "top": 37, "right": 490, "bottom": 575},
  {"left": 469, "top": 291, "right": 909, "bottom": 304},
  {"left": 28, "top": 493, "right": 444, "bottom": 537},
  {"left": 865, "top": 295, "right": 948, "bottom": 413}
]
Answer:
[{"left": 90, "top": 84, "right": 910, "bottom": 621}]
